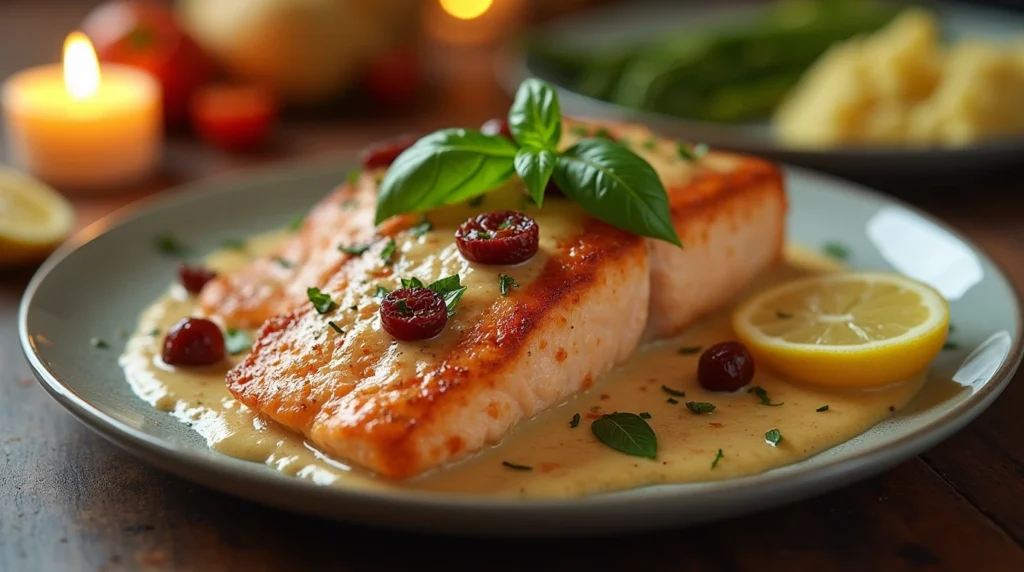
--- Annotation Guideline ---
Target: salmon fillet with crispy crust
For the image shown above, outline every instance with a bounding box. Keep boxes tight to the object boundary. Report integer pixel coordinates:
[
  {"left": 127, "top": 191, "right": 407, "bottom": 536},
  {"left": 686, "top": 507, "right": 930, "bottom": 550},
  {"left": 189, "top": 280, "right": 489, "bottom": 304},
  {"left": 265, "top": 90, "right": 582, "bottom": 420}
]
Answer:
[{"left": 205, "top": 120, "right": 787, "bottom": 479}]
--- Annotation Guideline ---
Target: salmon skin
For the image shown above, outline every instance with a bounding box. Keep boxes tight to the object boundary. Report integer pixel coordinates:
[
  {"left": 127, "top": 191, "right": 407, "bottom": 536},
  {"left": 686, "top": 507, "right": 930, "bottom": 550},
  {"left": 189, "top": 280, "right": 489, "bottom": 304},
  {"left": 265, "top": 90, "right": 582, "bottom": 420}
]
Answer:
[{"left": 205, "top": 120, "right": 787, "bottom": 479}]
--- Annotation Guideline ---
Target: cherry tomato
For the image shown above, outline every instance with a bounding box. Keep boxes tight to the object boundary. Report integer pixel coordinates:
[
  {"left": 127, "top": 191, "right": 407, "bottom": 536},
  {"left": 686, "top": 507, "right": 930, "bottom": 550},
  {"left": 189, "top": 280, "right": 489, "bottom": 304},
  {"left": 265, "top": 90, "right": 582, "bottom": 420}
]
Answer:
[
  {"left": 698, "top": 341, "right": 756, "bottom": 392},
  {"left": 379, "top": 288, "right": 448, "bottom": 341},
  {"left": 82, "top": 0, "right": 215, "bottom": 127},
  {"left": 162, "top": 317, "right": 225, "bottom": 366},
  {"left": 455, "top": 211, "right": 540, "bottom": 265},
  {"left": 190, "top": 84, "right": 278, "bottom": 153},
  {"left": 363, "top": 45, "right": 421, "bottom": 108}
]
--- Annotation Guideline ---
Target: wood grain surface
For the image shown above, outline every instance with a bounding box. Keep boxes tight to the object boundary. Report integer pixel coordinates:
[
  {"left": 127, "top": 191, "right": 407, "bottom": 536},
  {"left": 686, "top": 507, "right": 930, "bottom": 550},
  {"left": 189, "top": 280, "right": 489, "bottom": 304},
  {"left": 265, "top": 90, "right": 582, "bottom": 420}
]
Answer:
[{"left": 3, "top": 1, "right": 1024, "bottom": 570}]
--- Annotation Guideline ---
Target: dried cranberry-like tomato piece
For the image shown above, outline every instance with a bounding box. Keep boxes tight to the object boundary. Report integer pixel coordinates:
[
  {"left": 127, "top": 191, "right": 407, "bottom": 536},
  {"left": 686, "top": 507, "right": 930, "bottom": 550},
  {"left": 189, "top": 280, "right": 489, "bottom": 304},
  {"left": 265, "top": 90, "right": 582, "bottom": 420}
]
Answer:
[
  {"left": 178, "top": 264, "right": 217, "bottom": 294},
  {"left": 380, "top": 288, "right": 448, "bottom": 341},
  {"left": 360, "top": 134, "right": 419, "bottom": 170},
  {"left": 698, "top": 341, "right": 755, "bottom": 392},
  {"left": 480, "top": 117, "right": 512, "bottom": 140},
  {"left": 162, "top": 317, "right": 225, "bottom": 366},
  {"left": 455, "top": 210, "right": 539, "bottom": 265}
]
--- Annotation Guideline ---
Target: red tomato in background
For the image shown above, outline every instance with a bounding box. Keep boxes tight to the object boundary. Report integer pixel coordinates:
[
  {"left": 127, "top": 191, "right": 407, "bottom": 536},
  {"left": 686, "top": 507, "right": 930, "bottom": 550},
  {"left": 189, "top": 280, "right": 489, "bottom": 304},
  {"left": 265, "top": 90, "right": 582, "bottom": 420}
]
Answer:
[
  {"left": 82, "top": 0, "right": 215, "bottom": 127},
  {"left": 190, "top": 84, "right": 278, "bottom": 153},
  {"left": 363, "top": 45, "right": 421, "bottom": 108}
]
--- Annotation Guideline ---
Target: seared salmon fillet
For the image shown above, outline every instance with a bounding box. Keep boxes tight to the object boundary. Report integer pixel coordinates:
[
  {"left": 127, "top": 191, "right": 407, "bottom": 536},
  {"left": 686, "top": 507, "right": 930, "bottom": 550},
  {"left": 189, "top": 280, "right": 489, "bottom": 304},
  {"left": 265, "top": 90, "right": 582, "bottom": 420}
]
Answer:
[{"left": 210, "top": 120, "right": 786, "bottom": 479}]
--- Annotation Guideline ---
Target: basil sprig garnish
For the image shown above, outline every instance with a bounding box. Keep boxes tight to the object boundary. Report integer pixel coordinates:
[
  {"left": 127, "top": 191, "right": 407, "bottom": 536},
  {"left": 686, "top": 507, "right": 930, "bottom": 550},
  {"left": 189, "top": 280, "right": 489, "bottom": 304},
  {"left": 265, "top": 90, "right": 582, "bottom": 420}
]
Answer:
[
  {"left": 591, "top": 412, "right": 657, "bottom": 459},
  {"left": 374, "top": 79, "right": 683, "bottom": 246}
]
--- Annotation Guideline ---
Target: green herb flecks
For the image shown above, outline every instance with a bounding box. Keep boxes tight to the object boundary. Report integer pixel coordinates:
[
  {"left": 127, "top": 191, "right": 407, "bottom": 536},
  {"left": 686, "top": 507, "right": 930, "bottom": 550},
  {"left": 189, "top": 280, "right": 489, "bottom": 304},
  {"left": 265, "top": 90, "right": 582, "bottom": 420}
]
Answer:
[
  {"left": 427, "top": 275, "right": 467, "bottom": 317},
  {"left": 410, "top": 219, "right": 433, "bottom": 237},
  {"left": 395, "top": 299, "right": 414, "bottom": 316},
  {"left": 569, "top": 125, "right": 590, "bottom": 136},
  {"left": 677, "top": 346, "right": 702, "bottom": 355},
  {"left": 502, "top": 461, "right": 533, "bottom": 471},
  {"left": 765, "top": 428, "right": 783, "bottom": 447},
  {"left": 661, "top": 385, "right": 685, "bottom": 397},
  {"left": 224, "top": 328, "right": 254, "bottom": 355},
  {"left": 401, "top": 277, "right": 425, "bottom": 289},
  {"left": 822, "top": 241, "right": 849, "bottom": 261},
  {"left": 380, "top": 238, "right": 397, "bottom": 265},
  {"left": 677, "top": 142, "right": 709, "bottom": 161},
  {"left": 749, "top": 386, "right": 783, "bottom": 406},
  {"left": 221, "top": 238, "right": 246, "bottom": 251},
  {"left": 327, "top": 321, "right": 344, "bottom": 334},
  {"left": 339, "top": 242, "right": 372, "bottom": 256},
  {"left": 711, "top": 448, "right": 724, "bottom": 469},
  {"left": 943, "top": 342, "right": 959, "bottom": 351},
  {"left": 347, "top": 168, "right": 361, "bottom": 186},
  {"left": 306, "top": 287, "right": 337, "bottom": 314},
  {"left": 667, "top": 398, "right": 679, "bottom": 405},
  {"left": 639, "top": 412, "right": 652, "bottom": 419},
  {"left": 569, "top": 413, "right": 581, "bottom": 428},
  {"left": 590, "top": 412, "right": 657, "bottom": 459},
  {"left": 499, "top": 274, "right": 519, "bottom": 296},
  {"left": 272, "top": 257, "right": 293, "bottom": 269},
  {"left": 816, "top": 405, "right": 830, "bottom": 412},
  {"left": 288, "top": 215, "right": 304, "bottom": 231},
  {"left": 686, "top": 401, "right": 716, "bottom": 414},
  {"left": 154, "top": 234, "right": 190, "bottom": 258},
  {"left": 374, "top": 286, "right": 390, "bottom": 299},
  {"left": 90, "top": 337, "right": 109, "bottom": 349},
  {"left": 776, "top": 311, "right": 794, "bottom": 319},
  {"left": 468, "top": 195, "right": 486, "bottom": 208}
]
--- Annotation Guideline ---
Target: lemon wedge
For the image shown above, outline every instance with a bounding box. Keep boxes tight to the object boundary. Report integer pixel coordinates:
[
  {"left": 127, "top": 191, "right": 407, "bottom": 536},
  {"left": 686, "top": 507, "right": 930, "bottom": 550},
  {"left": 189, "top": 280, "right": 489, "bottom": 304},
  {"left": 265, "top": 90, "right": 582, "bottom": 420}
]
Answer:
[
  {"left": 0, "top": 167, "right": 75, "bottom": 267},
  {"left": 732, "top": 272, "right": 949, "bottom": 388}
]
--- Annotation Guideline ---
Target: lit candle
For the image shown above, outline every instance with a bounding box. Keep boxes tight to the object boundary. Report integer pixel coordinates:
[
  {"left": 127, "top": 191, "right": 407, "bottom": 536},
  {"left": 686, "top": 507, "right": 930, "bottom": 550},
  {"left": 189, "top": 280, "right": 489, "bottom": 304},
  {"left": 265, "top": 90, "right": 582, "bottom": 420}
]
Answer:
[{"left": 2, "top": 32, "right": 162, "bottom": 193}]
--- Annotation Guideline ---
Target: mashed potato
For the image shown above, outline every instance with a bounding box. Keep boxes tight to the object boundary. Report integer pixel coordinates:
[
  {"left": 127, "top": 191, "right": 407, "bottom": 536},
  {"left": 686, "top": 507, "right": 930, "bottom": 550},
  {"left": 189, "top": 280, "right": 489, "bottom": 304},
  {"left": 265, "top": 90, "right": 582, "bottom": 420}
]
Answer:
[{"left": 773, "top": 9, "right": 1024, "bottom": 148}]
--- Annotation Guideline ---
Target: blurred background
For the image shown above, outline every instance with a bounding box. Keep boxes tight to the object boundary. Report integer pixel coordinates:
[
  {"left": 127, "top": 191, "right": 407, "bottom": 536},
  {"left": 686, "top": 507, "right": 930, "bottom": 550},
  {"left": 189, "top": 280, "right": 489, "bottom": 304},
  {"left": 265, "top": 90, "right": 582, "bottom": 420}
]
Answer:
[{"left": 2, "top": 0, "right": 1024, "bottom": 267}]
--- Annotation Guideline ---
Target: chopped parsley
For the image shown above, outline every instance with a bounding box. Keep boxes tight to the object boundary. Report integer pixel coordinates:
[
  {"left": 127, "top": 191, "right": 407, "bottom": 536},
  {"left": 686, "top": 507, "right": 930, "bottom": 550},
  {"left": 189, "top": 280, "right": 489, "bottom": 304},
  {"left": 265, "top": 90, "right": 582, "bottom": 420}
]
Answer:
[
  {"left": 154, "top": 233, "right": 190, "bottom": 258},
  {"left": 569, "top": 413, "right": 581, "bottom": 428},
  {"left": 642, "top": 139, "right": 658, "bottom": 151},
  {"left": 502, "top": 461, "right": 533, "bottom": 471},
  {"left": 943, "top": 342, "right": 959, "bottom": 351},
  {"left": 473, "top": 230, "right": 490, "bottom": 239},
  {"left": 339, "top": 242, "right": 372, "bottom": 256},
  {"left": 678, "top": 142, "right": 709, "bottom": 161},
  {"left": 373, "top": 285, "right": 390, "bottom": 299},
  {"left": 90, "top": 337, "right": 109, "bottom": 349},
  {"left": 224, "top": 328, "right": 254, "bottom": 355},
  {"left": 380, "top": 238, "right": 397, "bottom": 265},
  {"left": 569, "top": 125, "right": 590, "bottom": 136},
  {"left": 666, "top": 398, "right": 679, "bottom": 405},
  {"left": 272, "top": 257, "right": 293, "bottom": 269},
  {"left": 395, "top": 299, "right": 414, "bottom": 316},
  {"left": 685, "top": 401, "right": 716, "bottom": 414},
  {"left": 677, "top": 346, "right": 702, "bottom": 355},
  {"left": 593, "top": 127, "right": 612, "bottom": 139},
  {"left": 639, "top": 412, "right": 652, "bottom": 419},
  {"left": 288, "top": 215, "right": 304, "bottom": 231},
  {"left": 711, "top": 448, "right": 724, "bottom": 469},
  {"left": 327, "top": 321, "right": 344, "bottom": 334},
  {"left": 427, "top": 274, "right": 467, "bottom": 317},
  {"left": 499, "top": 274, "right": 519, "bottom": 296},
  {"left": 497, "top": 217, "right": 513, "bottom": 231},
  {"left": 401, "top": 277, "right": 425, "bottom": 289},
  {"left": 306, "top": 287, "right": 337, "bottom": 314},
  {"left": 822, "top": 241, "right": 849, "bottom": 261},
  {"left": 765, "top": 428, "right": 783, "bottom": 447},
  {"left": 148, "top": 328, "right": 160, "bottom": 336},
  {"left": 816, "top": 405, "right": 830, "bottom": 412},
  {"left": 348, "top": 305, "right": 358, "bottom": 311},
  {"left": 221, "top": 238, "right": 245, "bottom": 250},
  {"left": 776, "top": 311, "right": 794, "bottom": 319},
  {"left": 749, "top": 386, "right": 783, "bottom": 406},
  {"left": 661, "top": 385, "right": 686, "bottom": 397},
  {"left": 410, "top": 219, "right": 433, "bottom": 237},
  {"left": 346, "top": 168, "right": 361, "bottom": 185},
  {"left": 467, "top": 195, "right": 485, "bottom": 208}
]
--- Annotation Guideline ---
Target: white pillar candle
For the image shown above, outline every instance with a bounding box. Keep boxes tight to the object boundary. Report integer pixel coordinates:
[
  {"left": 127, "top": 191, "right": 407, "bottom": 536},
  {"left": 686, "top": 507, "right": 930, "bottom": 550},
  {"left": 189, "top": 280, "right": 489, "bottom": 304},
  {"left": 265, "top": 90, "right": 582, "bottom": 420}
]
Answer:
[{"left": 1, "top": 32, "right": 162, "bottom": 193}]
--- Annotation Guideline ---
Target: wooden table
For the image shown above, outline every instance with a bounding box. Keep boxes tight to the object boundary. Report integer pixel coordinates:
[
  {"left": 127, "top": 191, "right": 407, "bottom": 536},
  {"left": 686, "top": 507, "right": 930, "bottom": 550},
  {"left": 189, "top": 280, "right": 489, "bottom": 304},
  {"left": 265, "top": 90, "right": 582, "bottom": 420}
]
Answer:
[{"left": 4, "top": 2, "right": 1024, "bottom": 570}]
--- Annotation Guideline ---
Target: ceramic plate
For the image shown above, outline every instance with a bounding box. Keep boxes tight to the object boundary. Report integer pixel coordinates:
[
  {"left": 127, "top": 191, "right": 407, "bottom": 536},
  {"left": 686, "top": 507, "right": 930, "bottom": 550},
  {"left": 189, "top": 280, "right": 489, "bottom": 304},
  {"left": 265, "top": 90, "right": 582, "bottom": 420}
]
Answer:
[
  {"left": 498, "top": 0, "right": 1024, "bottom": 181},
  {"left": 20, "top": 158, "right": 1023, "bottom": 537}
]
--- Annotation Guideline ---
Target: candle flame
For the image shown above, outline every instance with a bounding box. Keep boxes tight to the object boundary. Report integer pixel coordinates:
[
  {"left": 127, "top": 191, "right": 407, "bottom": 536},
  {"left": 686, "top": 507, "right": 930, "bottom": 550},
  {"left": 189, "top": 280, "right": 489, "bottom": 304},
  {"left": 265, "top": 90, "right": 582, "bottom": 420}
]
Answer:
[
  {"left": 64, "top": 31, "right": 100, "bottom": 100},
  {"left": 439, "top": 0, "right": 493, "bottom": 20}
]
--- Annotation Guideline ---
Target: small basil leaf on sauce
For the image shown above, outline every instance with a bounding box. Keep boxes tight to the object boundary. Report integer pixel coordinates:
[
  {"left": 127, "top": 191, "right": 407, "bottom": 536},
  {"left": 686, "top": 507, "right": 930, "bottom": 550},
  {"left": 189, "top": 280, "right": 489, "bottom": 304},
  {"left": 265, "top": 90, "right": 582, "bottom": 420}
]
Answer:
[
  {"left": 90, "top": 337, "right": 109, "bottom": 349},
  {"left": 499, "top": 274, "right": 519, "bottom": 296},
  {"left": 711, "top": 448, "right": 724, "bottom": 469},
  {"left": 569, "top": 413, "right": 581, "bottom": 428},
  {"left": 677, "top": 346, "right": 702, "bottom": 355},
  {"left": 224, "top": 328, "right": 254, "bottom": 355},
  {"left": 514, "top": 147, "right": 557, "bottom": 207},
  {"left": 507, "top": 77, "right": 562, "bottom": 150},
  {"left": 327, "top": 321, "right": 344, "bottom": 334},
  {"left": 553, "top": 138, "right": 682, "bottom": 247},
  {"left": 677, "top": 142, "right": 709, "bottom": 161},
  {"left": 776, "top": 311, "right": 793, "bottom": 319},
  {"left": 816, "top": 405, "right": 830, "bottom": 412},
  {"left": 639, "top": 412, "right": 652, "bottom": 420},
  {"left": 502, "top": 461, "right": 533, "bottom": 471},
  {"left": 410, "top": 219, "right": 433, "bottom": 237},
  {"left": 749, "top": 386, "right": 783, "bottom": 406},
  {"left": 374, "top": 129, "right": 518, "bottom": 223},
  {"left": 591, "top": 412, "right": 657, "bottom": 459},
  {"left": 427, "top": 274, "right": 467, "bottom": 317},
  {"left": 661, "top": 385, "right": 685, "bottom": 397},
  {"left": 306, "top": 287, "right": 337, "bottom": 315},
  {"left": 154, "top": 234, "right": 190, "bottom": 258},
  {"left": 685, "top": 401, "right": 716, "bottom": 414},
  {"left": 765, "top": 428, "right": 783, "bottom": 447},
  {"left": 822, "top": 241, "right": 849, "bottom": 261},
  {"left": 666, "top": 398, "right": 679, "bottom": 405},
  {"left": 401, "top": 277, "right": 425, "bottom": 289},
  {"left": 380, "top": 238, "right": 397, "bottom": 265},
  {"left": 340, "top": 242, "right": 372, "bottom": 256}
]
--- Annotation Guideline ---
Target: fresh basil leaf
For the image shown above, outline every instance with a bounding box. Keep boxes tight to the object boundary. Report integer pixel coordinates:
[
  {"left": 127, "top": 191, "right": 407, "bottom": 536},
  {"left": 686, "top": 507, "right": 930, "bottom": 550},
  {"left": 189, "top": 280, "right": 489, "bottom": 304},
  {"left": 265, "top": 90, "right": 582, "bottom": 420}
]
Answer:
[
  {"left": 765, "top": 428, "right": 783, "bottom": 447},
  {"left": 306, "top": 287, "right": 337, "bottom": 314},
  {"left": 508, "top": 78, "right": 562, "bottom": 150},
  {"left": 591, "top": 412, "right": 657, "bottom": 459},
  {"left": 554, "top": 138, "right": 682, "bottom": 246},
  {"left": 514, "top": 147, "right": 556, "bottom": 207},
  {"left": 224, "top": 328, "right": 253, "bottom": 355},
  {"left": 685, "top": 401, "right": 716, "bottom": 414},
  {"left": 374, "top": 129, "right": 517, "bottom": 223},
  {"left": 428, "top": 274, "right": 468, "bottom": 317},
  {"left": 339, "top": 242, "right": 372, "bottom": 256}
]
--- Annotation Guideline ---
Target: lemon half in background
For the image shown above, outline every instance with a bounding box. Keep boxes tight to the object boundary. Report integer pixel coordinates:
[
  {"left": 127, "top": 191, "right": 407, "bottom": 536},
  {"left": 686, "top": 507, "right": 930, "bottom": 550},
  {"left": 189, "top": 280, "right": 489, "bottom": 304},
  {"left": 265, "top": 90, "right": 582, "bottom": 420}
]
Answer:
[
  {"left": 0, "top": 167, "right": 75, "bottom": 268},
  {"left": 733, "top": 272, "right": 950, "bottom": 389}
]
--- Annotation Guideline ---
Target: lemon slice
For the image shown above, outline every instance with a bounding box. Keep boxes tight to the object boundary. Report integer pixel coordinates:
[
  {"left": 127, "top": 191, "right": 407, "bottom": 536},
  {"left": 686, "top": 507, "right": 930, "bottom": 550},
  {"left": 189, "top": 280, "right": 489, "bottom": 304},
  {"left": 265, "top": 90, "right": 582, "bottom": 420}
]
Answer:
[
  {"left": 0, "top": 167, "right": 75, "bottom": 267},
  {"left": 732, "top": 272, "right": 949, "bottom": 388}
]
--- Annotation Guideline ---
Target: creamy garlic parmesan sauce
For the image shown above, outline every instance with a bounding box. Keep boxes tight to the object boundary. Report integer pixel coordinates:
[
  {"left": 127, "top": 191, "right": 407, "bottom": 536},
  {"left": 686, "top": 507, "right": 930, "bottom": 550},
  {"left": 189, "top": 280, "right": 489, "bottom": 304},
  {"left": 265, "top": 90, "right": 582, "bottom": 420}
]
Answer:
[{"left": 120, "top": 233, "right": 927, "bottom": 498}]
